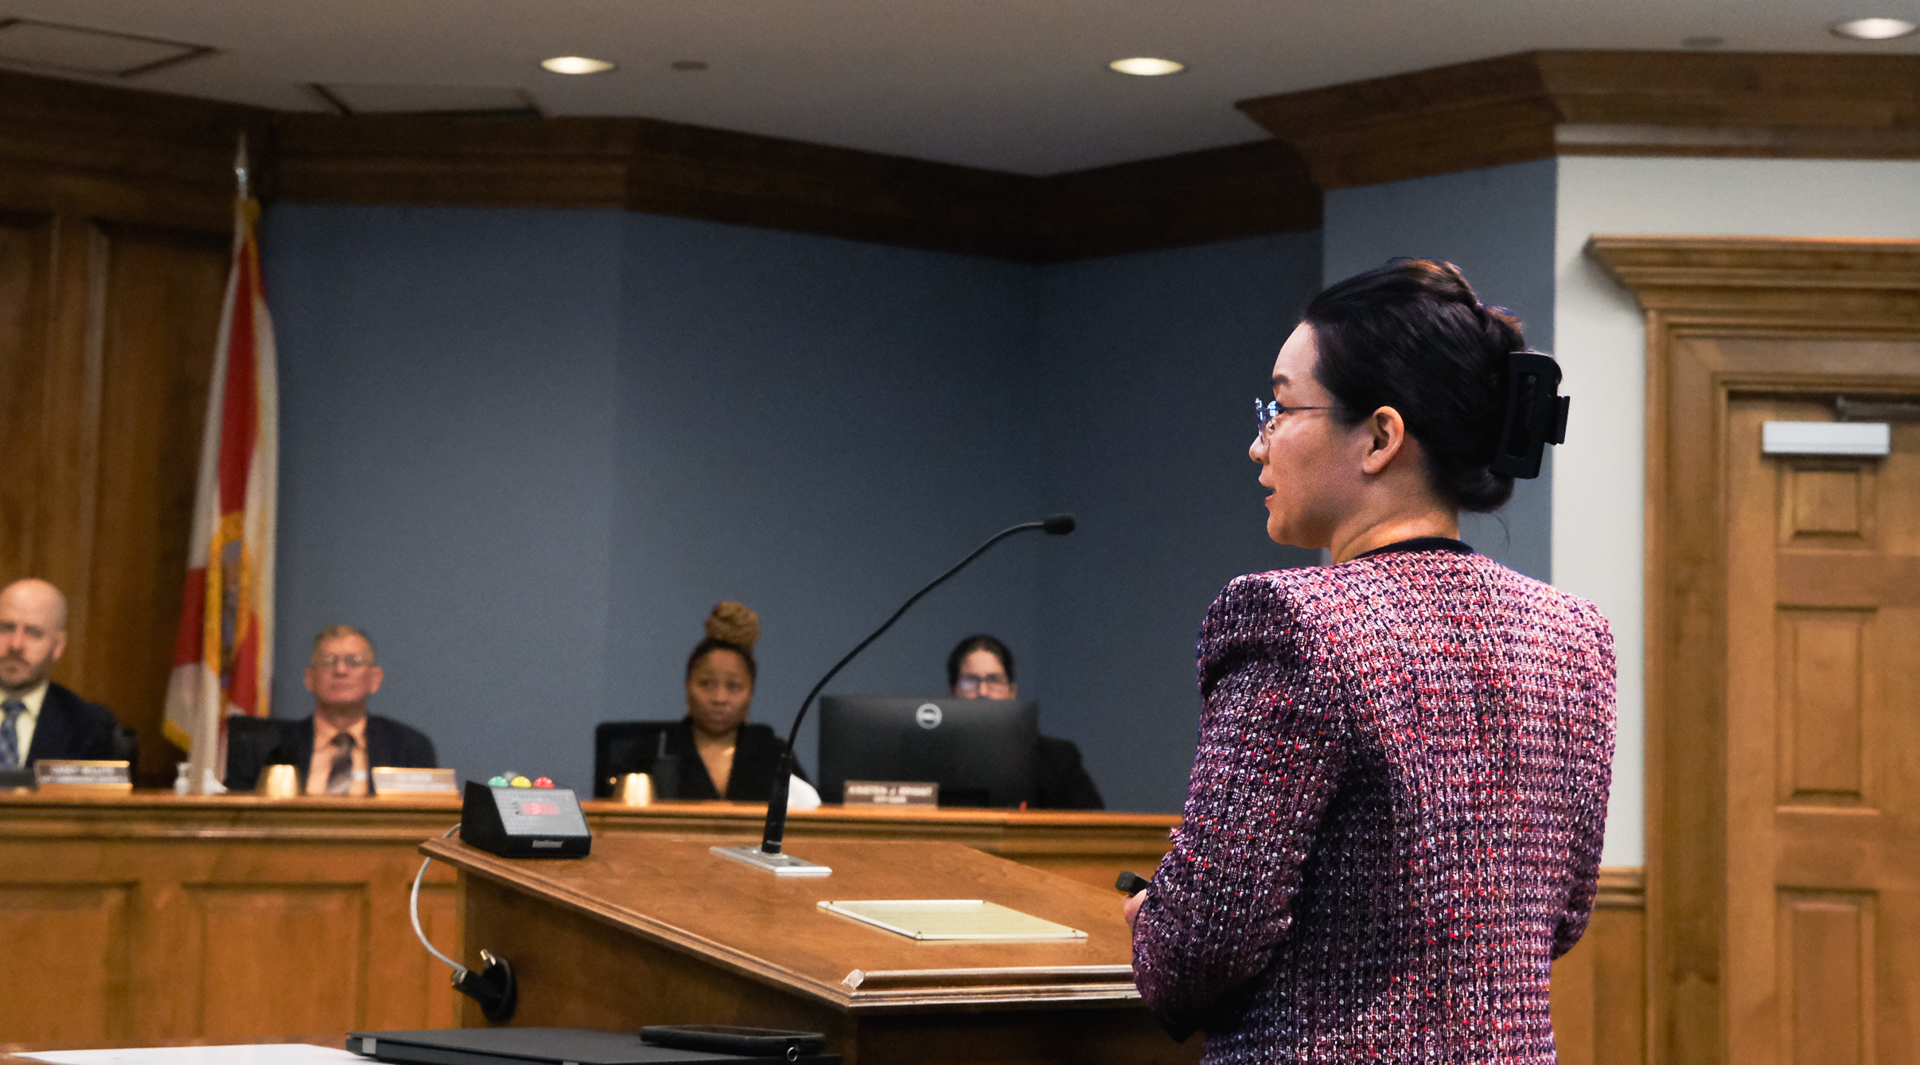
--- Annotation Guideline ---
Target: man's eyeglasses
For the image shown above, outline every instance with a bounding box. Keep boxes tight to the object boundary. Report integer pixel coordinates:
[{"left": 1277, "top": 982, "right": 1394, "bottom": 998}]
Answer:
[
  {"left": 955, "top": 673, "right": 1011, "bottom": 696},
  {"left": 314, "top": 654, "right": 373, "bottom": 671},
  {"left": 1254, "top": 397, "right": 1336, "bottom": 438}
]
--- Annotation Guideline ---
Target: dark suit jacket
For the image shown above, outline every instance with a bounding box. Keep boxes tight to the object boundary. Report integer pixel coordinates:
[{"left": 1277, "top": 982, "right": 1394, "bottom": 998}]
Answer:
[
  {"left": 22, "top": 683, "right": 125, "bottom": 765},
  {"left": 224, "top": 714, "right": 437, "bottom": 793},
  {"left": 603, "top": 719, "right": 802, "bottom": 802},
  {"left": 1034, "top": 735, "right": 1105, "bottom": 810}
]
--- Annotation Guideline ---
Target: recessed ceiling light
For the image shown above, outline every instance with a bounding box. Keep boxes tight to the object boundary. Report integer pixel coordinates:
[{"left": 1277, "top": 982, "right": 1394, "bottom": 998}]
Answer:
[
  {"left": 1108, "top": 57, "right": 1185, "bottom": 76},
  {"left": 670, "top": 60, "right": 708, "bottom": 72},
  {"left": 1829, "top": 17, "right": 1918, "bottom": 40},
  {"left": 540, "top": 56, "right": 616, "bottom": 75}
]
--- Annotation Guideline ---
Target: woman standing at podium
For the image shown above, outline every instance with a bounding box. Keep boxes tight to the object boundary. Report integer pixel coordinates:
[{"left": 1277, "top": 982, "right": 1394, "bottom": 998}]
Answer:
[{"left": 1127, "top": 259, "right": 1616, "bottom": 1064}]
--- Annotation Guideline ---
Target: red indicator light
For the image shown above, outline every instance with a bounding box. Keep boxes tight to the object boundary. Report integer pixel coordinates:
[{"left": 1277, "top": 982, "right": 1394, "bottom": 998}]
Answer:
[{"left": 519, "top": 801, "right": 559, "bottom": 816}]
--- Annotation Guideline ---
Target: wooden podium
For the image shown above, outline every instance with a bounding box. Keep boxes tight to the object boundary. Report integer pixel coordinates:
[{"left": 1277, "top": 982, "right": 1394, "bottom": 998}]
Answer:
[{"left": 423, "top": 834, "right": 1200, "bottom": 1065}]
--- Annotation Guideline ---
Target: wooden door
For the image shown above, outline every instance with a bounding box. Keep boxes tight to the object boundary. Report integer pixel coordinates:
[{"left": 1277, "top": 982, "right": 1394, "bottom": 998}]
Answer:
[
  {"left": 1726, "top": 394, "right": 1920, "bottom": 1065},
  {"left": 1589, "top": 236, "right": 1920, "bottom": 1065}
]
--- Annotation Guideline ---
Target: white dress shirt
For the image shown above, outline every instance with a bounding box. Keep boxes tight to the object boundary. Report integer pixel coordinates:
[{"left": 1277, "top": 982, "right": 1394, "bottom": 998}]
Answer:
[{"left": 2, "top": 681, "right": 50, "bottom": 762}]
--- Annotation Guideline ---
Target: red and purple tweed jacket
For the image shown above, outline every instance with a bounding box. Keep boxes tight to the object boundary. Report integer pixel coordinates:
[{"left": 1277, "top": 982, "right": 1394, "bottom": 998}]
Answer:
[{"left": 1132, "top": 545, "right": 1616, "bottom": 1064}]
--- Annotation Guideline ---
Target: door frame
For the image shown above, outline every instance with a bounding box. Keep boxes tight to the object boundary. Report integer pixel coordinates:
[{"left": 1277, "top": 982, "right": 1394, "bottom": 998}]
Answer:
[{"left": 1588, "top": 236, "right": 1920, "bottom": 1065}]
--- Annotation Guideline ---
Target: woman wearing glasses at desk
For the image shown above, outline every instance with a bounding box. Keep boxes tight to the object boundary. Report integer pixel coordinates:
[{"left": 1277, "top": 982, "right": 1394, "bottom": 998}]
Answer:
[
  {"left": 1127, "top": 259, "right": 1616, "bottom": 1065},
  {"left": 946, "top": 634, "right": 1104, "bottom": 809}
]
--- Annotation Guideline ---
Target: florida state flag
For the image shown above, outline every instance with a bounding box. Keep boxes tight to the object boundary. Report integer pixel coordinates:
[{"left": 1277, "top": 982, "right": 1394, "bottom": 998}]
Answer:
[{"left": 164, "top": 193, "right": 278, "bottom": 790}]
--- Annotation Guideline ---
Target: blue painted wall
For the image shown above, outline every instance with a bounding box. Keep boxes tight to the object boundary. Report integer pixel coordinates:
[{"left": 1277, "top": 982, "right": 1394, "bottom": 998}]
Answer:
[
  {"left": 605, "top": 214, "right": 1048, "bottom": 781},
  {"left": 264, "top": 205, "right": 623, "bottom": 788},
  {"left": 1034, "top": 234, "right": 1323, "bottom": 812},
  {"left": 263, "top": 204, "right": 1324, "bottom": 810},
  {"left": 1321, "top": 159, "right": 1559, "bottom": 580}
]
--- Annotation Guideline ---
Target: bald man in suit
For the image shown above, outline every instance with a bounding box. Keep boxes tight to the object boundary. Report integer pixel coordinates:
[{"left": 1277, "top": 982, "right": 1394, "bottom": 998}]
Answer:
[{"left": 0, "top": 579, "right": 125, "bottom": 769}]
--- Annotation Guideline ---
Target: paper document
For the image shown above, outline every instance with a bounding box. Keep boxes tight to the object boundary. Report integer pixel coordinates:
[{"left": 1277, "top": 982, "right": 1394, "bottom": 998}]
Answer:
[{"left": 819, "top": 899, "right": 1087, "bottom": 940}]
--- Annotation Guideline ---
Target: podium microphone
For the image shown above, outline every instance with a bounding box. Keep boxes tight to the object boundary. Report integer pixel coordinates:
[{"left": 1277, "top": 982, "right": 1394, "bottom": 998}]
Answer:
[{"left": 712, "top": 513, "right": 1077, "bottom": 875}]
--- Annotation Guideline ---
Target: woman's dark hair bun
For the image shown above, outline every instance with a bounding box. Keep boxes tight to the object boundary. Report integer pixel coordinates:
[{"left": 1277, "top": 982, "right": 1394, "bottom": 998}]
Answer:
[
  {"left": 687, "top": 601, "right": 759, "bottom": 681},
  {"left": 1303, "top": 258, "right": 1524, "bottom": 513}
]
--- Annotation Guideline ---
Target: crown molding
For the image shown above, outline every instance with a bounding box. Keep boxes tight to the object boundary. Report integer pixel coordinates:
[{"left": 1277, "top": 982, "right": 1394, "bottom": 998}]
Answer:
[
  {"left": 1026, "top": 139, "right": 1320, "bottom": 261},
  {"left": 0, "top": 68, "right": 1317, "bottom": 261},
  {"left": 1587, "top": 234, "right": 1920, "bottom": 327},
  {"left": 1237, "top": 50, "right": 1920, "bottom": 190},
  {"left": 20, "top": 49, "right": 1911, "bottom": 252},
  {"left": 272, "top": 113, "right": 1319, "bottom": 262},
  {"left": 0, "top": 69, "right": 273, "bottom": 230}
]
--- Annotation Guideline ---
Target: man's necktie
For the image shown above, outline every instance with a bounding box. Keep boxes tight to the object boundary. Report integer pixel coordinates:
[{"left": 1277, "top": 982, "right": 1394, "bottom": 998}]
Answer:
[
  {"left": 326, "top": 732, "right": 356, "bottom": 795},
  {"left": 0, "top": 700, "right": 23, "bottom": 769}
]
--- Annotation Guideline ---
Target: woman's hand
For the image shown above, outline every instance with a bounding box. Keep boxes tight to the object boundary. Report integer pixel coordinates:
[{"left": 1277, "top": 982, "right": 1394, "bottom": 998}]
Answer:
[{"left": 1123, "top": 888, "right": 1147, "bottom": 929}]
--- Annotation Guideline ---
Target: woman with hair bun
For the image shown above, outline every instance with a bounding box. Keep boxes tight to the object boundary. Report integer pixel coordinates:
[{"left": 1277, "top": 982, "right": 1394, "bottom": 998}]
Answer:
[
  {"left": 1127, "top": 259, "right": 1616, "bottom": 1064},
  {"left": 665, "top": 602, "right": 797, "bottom": 801}
]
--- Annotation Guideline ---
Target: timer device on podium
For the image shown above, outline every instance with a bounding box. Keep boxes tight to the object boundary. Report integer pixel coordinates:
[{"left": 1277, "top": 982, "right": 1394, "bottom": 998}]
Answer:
[{"left": 462, "top": 779, "right": 592, "bottom": 858}]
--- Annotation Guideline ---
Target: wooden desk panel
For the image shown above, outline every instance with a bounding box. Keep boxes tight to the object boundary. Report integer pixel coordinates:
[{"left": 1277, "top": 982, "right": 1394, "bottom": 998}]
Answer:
[
  {"left": 0, "top": 792, "right": 1640, "bottom": 1063},
  {"left": 0, "top": 793, "right": 466, "bottom": 1045},
  {"left": 0, "top": 793, "right": 1178, "bottom": 1046}
]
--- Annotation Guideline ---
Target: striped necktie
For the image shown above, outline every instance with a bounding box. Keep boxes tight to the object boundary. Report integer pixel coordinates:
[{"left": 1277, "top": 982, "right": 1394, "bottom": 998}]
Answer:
[
  {"left": 326, "top": 732, "right": 356, "bottom": 795},
  {"left": 0, "top": 700, "right": 24, "bottom": 769}
]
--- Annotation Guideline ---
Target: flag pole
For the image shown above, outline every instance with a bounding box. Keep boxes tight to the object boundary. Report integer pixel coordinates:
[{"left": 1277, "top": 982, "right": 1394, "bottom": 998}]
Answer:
[
  {"left": 235, "top": 132, "right": 250, "bottom": 202},
  {"left": 169, "top": 129, "right": 278, "bottom": 793}
]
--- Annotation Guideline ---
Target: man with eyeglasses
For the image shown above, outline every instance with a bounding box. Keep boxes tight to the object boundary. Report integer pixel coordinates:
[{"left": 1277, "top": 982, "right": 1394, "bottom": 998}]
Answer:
[
  {"left": 223, "top": 625, "right": 436, "bottom": 794},
  {"left": 946, "top": 634, "right": 1104, "bottom": 809}
]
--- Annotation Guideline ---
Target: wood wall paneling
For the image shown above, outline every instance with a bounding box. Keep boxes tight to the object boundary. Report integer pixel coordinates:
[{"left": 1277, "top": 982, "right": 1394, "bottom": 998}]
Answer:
[
  {"left": 0, "top": 66, "right": 242, "bottom": 784},
  {"left": 0, "top": 210, "right": 56, "bottom": 582},
  {"left": 83, "top": 223, "right": 227, "bottom": 780},
  {"left": 0, "top": 214, "right": 226, "bottom": 785},
  {"left": 1549, "top": 870, "right": 1648, "bottom": 1065}
]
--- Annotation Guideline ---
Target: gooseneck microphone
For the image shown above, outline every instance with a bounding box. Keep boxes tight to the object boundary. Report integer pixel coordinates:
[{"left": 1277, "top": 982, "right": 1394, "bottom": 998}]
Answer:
[{"left": 714, "top": 514, "right": 1075, "bottom": 874}]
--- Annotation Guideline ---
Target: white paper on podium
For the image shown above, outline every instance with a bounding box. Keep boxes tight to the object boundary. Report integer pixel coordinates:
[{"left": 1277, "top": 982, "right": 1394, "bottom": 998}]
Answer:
[
  {"left": 23, "top": 1045, "right": 362, "bottom": 1065},
  {"left": 819, "top": 898, "right": 1087, "bottom": 940}
]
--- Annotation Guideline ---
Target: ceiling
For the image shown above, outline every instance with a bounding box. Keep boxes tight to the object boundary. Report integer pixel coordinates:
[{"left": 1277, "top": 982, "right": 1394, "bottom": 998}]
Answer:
[{"left": 5, "top": 0, "right": 1917, "bottom": 174}]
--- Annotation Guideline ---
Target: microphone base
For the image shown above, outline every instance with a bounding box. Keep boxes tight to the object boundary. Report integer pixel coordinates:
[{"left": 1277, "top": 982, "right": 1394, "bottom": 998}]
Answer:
[{"left": 711, "top": 844, "right": 833, "bottom": 876}]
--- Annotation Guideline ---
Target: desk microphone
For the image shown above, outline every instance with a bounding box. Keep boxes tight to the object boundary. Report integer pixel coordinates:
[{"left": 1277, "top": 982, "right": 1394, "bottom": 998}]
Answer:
[{"left": 712, "top": 514, "right": 1076, "bottom": 874}]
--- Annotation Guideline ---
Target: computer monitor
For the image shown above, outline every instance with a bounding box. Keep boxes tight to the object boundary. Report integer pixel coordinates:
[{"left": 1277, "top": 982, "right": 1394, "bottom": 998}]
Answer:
[{"left": 817, "top": 696, "right": 1038, "bottom": 808}]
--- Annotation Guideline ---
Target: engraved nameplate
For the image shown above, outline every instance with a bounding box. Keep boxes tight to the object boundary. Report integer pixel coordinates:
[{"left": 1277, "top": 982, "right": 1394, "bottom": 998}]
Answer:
[
  {"left": 34, "top": 760, "right": 133, "bottom": 792},
  {"left": 371, "top": 766, "right": 458, "bottom": 795},
  {"left": 843, "top": 780, "right": 938, "bottom": 806}
]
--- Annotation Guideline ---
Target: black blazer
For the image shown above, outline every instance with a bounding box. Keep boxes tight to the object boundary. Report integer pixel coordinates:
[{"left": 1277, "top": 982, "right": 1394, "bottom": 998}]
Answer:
[
  {"left": 224, "top": 714, "right": 437, "bottom": 793},
  {"left": 22, "top": 683, "right": 125, "bottom": 764},
  {"left": 1034, "top": 735, "right": 1105, "bottom": 810},
  {"left": 601, "top": 719, "right": 801, "bottom": 802}
]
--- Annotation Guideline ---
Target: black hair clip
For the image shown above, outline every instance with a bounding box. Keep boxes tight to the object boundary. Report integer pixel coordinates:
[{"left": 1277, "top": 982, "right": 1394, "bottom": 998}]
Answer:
[{"left": 1491, "top": 350, "right": 1569, "bottom": 480}]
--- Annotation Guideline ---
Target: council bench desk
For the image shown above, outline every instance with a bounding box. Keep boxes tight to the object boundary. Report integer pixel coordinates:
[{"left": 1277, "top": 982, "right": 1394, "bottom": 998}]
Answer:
[{"left": 0, "top": 792, "right": 1179, "bottom": 1047}]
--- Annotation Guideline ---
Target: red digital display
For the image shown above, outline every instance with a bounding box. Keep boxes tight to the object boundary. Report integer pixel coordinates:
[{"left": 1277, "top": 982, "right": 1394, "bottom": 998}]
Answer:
[{"left": 518, "top": 801, "right": 560, "bottom": 816}]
